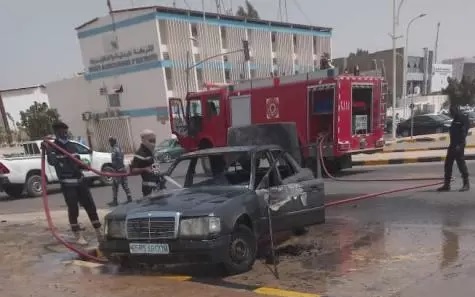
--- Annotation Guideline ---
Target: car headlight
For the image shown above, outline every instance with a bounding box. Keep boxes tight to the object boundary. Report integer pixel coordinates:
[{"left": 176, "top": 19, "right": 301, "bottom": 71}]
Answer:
[
  {"left": 106, "top": 220, "right": 126, "bottom": 239},
  {"left": 179, "top": 216, "right": 221, "bottom": 238}
]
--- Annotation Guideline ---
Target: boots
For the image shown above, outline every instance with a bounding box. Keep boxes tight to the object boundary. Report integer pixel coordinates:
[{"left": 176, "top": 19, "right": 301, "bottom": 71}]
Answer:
[
  {"left": 460, "top": 178, "right": 470, "bottom": 192},
  {"left": 437, "top": 181, "right": 451, "bottom": 192},
  {"left": 73, "top": 231, "right": 88, "bottom": 246}
]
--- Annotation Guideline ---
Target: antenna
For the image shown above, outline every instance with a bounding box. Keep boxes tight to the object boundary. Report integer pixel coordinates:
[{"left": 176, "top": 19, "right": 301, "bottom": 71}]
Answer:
[{"left": 434, "top": 22, "right": 440, "bottom": 64}]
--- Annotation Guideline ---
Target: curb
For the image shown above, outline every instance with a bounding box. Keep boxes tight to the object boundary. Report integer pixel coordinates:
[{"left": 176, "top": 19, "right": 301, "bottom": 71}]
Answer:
[
  {"left": 383, "top": 144, "right": 475, "bottom": 153},
  {"left": 73, "top": 250, "right": 323, "bottom": 297},
  {"left": 353, "top": 154, "right": 475, "bottom": 166}
]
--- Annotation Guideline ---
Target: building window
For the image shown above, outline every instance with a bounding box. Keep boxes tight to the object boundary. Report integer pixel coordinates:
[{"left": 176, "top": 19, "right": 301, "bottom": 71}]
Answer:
[
  {"left": 196, "top": 68, "right": 204, "bottom": 88},
  {"left": 247, "top": 29, "right": 252, "bottom": 40},
  {"left": 207, "top": 97, "right": 220, "bottom": 116},
  {"left": 250, "top": 69, "right": 257, "bottom": 78},
  {"left": 165, "top": 68, "right": 173, "bottom": 90},
  {"left": 163, "top": 52, "right": 170, "bottom": 60},
  {"left": 313, "top": 36, "right": 317, "bottom": 55},
  {"left": 220, "top": 27, "right": 228, "bottom": 49},
  {"left": 272, "top": 57, "right": 277, "bottom": 65},
  {"left": 293, "top": 34, "right": 298, "bottom": 51},
  {"left": 158, "top": 20, "right": 168, "bottom": 44},
  {"left": 223, "top": 55, "right": 229, "bottom": 62},
  {"left": 107, "top": 93, "right": 120, "bottom": 108},
  {"left": 224, "top": 69, "right": 231, "bottom": 82}
]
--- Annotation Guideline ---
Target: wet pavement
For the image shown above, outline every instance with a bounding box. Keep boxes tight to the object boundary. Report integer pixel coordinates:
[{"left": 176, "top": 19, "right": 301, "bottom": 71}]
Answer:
[{"left": 2, "top": 161, "right": 475, "bottom": 296}]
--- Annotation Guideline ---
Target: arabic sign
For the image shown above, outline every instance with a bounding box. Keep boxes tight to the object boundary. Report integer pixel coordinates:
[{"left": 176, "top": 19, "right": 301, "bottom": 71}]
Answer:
[{"left": 88, "top": 44, "right": 158, "bottom": 73}]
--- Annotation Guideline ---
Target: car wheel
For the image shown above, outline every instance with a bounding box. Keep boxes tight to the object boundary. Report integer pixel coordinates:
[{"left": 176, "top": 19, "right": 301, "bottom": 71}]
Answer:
[
  {"left": 3, "top": 184, "right": 24, "bottom": 198},
  {"left": 162, "top": 153, "right": 172, "bottom": 163},
  {"left": 436, "top": 127, "right": 443, "bottom": 133},
  {"left": 26, "top": 174, "right": 43, "bottom": 197},
  {"left": 99, "top": 165, "right": 114, "bottom": 186},
  {"left": 223, "top": 224, "right": 257, "bottom": 275}
]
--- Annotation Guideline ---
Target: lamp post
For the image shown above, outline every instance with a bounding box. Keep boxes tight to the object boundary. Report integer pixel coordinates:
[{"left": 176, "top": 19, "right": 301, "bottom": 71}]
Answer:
[{"left": 402, "top": 13, "right": 427, "bottom": 119}]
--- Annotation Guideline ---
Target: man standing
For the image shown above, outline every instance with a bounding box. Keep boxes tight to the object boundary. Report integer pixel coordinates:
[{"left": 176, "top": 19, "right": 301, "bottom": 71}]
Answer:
[
  {"left": 108, "top": 136, "right": 132, "bottom": 206},
  {"left": 130, "top": 129, "right": 162, "bottom": 196},
  {"left": 47, "top": 122, "right": 103, "bottom": 245},
  {"left": 438, "top": 105, "right": 470, "bottom": 192}
]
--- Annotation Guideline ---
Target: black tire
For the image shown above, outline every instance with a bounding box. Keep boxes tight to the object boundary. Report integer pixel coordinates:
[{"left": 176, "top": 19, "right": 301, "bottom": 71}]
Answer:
[
  {"left": 99, "top": 165, "right": 114, "bottom": 186},
  {"left": 3, "top": 184, "right": 24, "bottom": 198},
  {"left": 222, "top": 224, "right": 257, "bottom": 275},
  {"left": 25, "top": 174, "right": 43, "bottom": 197}
]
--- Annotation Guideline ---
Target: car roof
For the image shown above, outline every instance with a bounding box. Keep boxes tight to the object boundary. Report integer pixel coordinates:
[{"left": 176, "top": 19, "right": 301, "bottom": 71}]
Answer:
[{"left": 181, "top": 145, "right": 283, "bottom": 158}]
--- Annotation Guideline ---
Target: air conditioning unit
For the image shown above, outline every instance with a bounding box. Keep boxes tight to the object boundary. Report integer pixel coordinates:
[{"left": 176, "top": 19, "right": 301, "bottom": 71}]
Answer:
[
  {"left": 92, "top": 113, "right": 100, "bottom": 121},
  {"left": 81, "top": 112, "right": 92, "bottom": 121},
  {"left": 99, "top": 87, "right": 108, "bottom": 95}
]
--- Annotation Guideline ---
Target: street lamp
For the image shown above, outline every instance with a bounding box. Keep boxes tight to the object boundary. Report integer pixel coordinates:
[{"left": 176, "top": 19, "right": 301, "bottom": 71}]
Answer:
[
  {"left": 402, "top": 13, "right": 427, "bottom": 119},
  {"left": 390, "top": 0, "right": 405, "bottom": 140}
]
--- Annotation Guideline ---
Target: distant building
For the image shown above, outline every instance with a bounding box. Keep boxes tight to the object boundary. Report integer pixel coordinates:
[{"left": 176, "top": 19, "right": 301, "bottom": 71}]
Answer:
[
  {"left": 441, "top": 57, "right": 475, "bottom": 82},
  {"left": 0, "top": 85, "right": 49, "bottom": 143},
  {"left": 46, "top": 5, "right": 333, "bottom": 153}
]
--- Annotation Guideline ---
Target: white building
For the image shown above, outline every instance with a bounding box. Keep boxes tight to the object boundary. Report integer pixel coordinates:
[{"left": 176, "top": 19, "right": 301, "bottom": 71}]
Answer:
[
  {"left": 430, "top": 63, "right": 452, "bottom": 93},
  {"left": 46, "top": 6, "right": 332, "bottom": 153},
  {"left": 0, "top": 85, "right": 49, "bottom": 143},
  {"left": 442, "top": 57, "right": 475, "bottom": 82}
]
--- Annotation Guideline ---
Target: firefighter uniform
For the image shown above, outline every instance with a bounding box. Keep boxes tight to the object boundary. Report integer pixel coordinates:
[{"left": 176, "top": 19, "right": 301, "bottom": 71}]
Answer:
[
  {"left": 108, "top": 137, "right": 132, "bottom": 206},
  {"left": 438, "top": 107, "right": 470, "bottom": 192},
  {"left": 130, "top": 143, "right": 163, "bottom": 196},
  {"left": 46, "top": 133, "right": 102, "bottom": 239}
]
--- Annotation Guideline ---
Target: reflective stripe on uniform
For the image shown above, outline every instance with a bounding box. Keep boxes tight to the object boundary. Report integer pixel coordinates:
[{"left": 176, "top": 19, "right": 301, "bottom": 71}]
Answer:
[
  {"left": 60, "top": 178, "right": 83, "bottom": 184},
  {"left": 134, "top": 154, "right": 152, "bottom": 160},
  {"left": 142, "top": 181, "right": 157, "bottom": 187}
]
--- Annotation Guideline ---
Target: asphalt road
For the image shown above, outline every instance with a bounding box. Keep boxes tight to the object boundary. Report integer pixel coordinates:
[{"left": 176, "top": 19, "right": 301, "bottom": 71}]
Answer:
[{"left": 3, "top": 161, "right": 475, "bottom": 296}]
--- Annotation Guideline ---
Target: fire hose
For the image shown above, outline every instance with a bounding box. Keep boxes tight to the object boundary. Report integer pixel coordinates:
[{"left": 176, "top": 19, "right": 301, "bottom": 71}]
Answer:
[{"left": 40, "top": 137, "right": 444, "bottom": 264}]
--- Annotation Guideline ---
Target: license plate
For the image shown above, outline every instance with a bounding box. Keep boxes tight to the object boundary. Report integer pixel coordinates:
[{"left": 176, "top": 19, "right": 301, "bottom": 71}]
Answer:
[{"left": 129, "top": 243, "right": 170, "bottom": 255}]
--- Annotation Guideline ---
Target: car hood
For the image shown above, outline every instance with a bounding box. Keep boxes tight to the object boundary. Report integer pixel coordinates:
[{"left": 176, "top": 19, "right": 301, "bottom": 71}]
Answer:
[{"left": 106, "top": 186, "right": 252, "bottom": 219}]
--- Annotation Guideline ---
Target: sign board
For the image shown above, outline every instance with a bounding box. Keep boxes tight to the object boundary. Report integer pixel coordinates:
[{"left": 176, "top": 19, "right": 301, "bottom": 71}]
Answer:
[
  {"left": 88, "top": 44, "right": 158, "bottom": 73},
  {"left": 430, "top": 64, "right": 453, "bottom": 93}
]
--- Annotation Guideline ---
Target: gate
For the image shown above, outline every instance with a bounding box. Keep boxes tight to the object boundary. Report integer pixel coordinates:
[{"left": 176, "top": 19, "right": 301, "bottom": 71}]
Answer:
[{"left": 90, "top": 117, "right": 135, "bottom": 153}]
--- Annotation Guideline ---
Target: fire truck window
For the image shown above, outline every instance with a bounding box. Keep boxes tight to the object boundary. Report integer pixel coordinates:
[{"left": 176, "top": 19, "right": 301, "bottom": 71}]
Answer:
[
  {"left": 189, "top": 100, "right": 202, "bottom": 117},
  {"left": 207, "top": 99, "right": 220, "bottom": 117},
  {"left": 352, "top": 85, "right": 373, "bottom": 135}
]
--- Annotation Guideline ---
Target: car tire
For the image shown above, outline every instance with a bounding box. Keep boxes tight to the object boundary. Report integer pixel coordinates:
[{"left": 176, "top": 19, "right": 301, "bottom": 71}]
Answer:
[
  {"left": 3, "top": 184, "right": 24, "bottom": 198},
  {"left": 26, "top": 174, "right": 43, "bottom": 197},
  {"left": 162, "top": 153, "right": 172, "bottom": 163},
  {"left": 222, "top": 224, "right": 257, "bottom": 275},
  {"left": 99, "top": 165, "right": 115, "bottom": 186}
]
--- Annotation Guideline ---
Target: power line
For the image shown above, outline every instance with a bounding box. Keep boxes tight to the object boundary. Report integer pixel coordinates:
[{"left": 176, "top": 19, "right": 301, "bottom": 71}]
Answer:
[{"left": 290, "top": 0, "right": 312, "bottom": 25}]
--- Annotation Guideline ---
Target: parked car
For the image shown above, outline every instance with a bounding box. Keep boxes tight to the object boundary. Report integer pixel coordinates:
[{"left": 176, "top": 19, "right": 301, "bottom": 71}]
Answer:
[
  {"left": 0, "top": 140, "right": 114, "bottom": 198},
  {"left": 464, "top": 111, "right": 475, "bottom": 128},
  {"left": 155, "top": 138, "right": 185, "bottom": 163},
  {"left": 396, "top": 114, "right": 452, "bottom": 137},
  {"left": 100, "top": 145, "right": 325, "bottom": 274}
]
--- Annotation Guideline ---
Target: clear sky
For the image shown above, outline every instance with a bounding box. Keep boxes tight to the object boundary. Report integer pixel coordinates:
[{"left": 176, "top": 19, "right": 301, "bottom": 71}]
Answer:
[{"left": 1, "top": 0, "right": 474, "bottom": 89}]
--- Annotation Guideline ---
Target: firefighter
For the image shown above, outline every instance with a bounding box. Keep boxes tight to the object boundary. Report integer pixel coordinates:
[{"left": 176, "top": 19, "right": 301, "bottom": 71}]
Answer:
[
  {"left": 46, "top": 122, "right": 103, "bottom": 245},
  {"left": 107, "top": 136, "right": 132, "bottom": 206},
  {"left": 130, "top": 129, "right": 163, "bottom": 196},
  {"left": 438, "top": 105, "right": 470, "bottom": 192}
]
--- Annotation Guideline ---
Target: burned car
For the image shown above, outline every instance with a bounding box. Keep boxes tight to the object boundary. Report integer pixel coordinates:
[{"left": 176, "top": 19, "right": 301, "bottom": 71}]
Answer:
[{"left": 100, "top": 145, "right": 325, "bottom": 274}]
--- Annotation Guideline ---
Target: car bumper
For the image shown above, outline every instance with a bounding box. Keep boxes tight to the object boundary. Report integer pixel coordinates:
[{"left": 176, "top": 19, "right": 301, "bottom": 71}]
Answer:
[{"left": 100, "top": 235, "right": 231, "bottom": 264}]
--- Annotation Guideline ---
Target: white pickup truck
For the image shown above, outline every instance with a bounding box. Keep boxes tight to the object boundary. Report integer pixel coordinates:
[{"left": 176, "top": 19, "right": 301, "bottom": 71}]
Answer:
[{"left": 0, "top": 140, "right": 115, "bottom": 198}]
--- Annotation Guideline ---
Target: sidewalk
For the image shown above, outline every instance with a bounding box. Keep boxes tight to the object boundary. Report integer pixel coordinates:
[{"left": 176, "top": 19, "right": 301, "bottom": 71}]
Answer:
[{"left": 353, "top": 147, "right": 475, "bottom": 166}]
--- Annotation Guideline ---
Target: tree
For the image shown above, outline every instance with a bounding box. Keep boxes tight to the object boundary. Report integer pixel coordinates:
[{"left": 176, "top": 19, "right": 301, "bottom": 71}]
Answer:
[
  {"left": 236, "top": 0, "right": 260, "bottom": 19},
  {"left": 19, "top": 102, "right": 61, "bottom": 140},
  {"left": 348, "top": 49, "right": 369, "bottom": 58},
  {"left": 442, "top": 76, "right": 475, "bottom": 106}
]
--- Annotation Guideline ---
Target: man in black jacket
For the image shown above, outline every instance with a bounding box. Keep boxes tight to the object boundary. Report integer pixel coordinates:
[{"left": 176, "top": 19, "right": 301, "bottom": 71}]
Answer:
[
  {"left": 47, "top": 122, "right": 103, "bottom": 244},
  {"left": 438, "top": 105, "right": 470, "bottom": 192}
]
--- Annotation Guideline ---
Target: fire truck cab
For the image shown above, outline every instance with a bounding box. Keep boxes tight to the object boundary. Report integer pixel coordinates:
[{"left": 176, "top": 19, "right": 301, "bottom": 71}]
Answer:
[{"left": 169, "top": 68, "right": 386, "bottom": 173}]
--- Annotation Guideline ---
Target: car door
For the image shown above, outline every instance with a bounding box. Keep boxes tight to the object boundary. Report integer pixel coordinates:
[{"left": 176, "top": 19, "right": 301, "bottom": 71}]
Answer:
[{"left": 68, "top": 141, "right": 96, "bottom": 178}]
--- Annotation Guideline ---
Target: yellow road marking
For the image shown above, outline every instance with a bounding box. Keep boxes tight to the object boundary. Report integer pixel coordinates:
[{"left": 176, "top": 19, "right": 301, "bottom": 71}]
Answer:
[
  {"left": 160, "top": 275, "right": 193, "bottom": 281},
  {"left": 253, "top": 287, "right": 321, "bottom": 297},
  {"left": 70, "top": 259, "right": 104, "bottom": 268}
]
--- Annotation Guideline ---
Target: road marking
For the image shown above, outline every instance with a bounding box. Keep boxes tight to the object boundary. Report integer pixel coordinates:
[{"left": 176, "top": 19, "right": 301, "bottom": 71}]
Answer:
[
  {"left": 69, "top": 259, "right": 104, "bottom": 268},
  {"left": 253, "top": 287, "right": 321, "bottom": 297},
  {"left": 160, "top": 275, "right": 193, "bottom": 281}
]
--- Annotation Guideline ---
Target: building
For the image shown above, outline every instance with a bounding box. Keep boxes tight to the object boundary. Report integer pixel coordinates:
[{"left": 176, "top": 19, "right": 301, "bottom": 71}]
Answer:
[
  {"left": 0, "top": 85, "right": 49, "bottom": 143},
  {"left": 442, "top": 57, "right": 475, "bottom": 82},
  {"left": 333, "top": 48, "right": 435, "bottom": 107},
  {"left": 46, "top": 5, "right": 332, "bottom": 153}
]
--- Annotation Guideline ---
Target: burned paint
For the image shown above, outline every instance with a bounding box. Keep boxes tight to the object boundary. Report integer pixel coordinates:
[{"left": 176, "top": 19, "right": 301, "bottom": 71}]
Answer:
[{"left": 257, "top": 183, "right": 308, "bottom": 211}]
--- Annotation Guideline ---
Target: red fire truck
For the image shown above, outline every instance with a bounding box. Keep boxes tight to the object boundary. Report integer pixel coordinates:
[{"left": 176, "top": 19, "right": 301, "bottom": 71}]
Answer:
[{"left": 168, "top": 68, "right": 386, "bottom": 172}]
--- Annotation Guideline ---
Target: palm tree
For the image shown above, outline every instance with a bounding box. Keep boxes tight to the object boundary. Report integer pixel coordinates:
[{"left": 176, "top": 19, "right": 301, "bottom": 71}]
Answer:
[{"left": 236, "top": 0, "right": 260, "bottom": 19}]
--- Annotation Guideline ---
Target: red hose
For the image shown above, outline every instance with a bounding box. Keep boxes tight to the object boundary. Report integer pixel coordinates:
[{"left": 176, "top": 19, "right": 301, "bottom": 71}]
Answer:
[
  {"left": 38, "top": 137, "right": 443, "bottom": 264},
  {"left": 318, "top": 137, "right": 447, "bottom": 182}
]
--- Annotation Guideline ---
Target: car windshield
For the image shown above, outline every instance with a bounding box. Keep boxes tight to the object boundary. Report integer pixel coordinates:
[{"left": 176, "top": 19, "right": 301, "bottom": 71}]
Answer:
[
  {"left": 436, "top": 114, "right": 452, "bottom": 121},
  {"left": 165, "top": 151, "right": 256, "bottom": 189}
]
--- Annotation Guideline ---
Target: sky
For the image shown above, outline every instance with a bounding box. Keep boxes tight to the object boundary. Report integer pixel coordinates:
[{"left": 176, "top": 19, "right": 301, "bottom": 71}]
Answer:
[{"left": 1, "top": 0, "right": 474, "bottom": 89}]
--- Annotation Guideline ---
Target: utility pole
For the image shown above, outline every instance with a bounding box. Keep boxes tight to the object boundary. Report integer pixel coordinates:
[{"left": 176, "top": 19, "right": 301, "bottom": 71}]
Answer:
[{"left": 434, "top": 22, "right": 440, "bottom": 64}]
